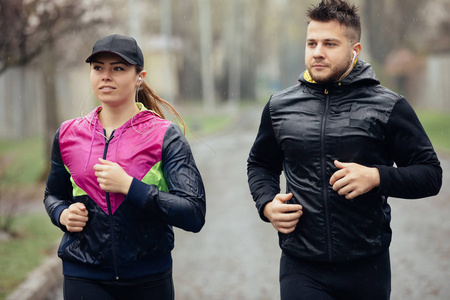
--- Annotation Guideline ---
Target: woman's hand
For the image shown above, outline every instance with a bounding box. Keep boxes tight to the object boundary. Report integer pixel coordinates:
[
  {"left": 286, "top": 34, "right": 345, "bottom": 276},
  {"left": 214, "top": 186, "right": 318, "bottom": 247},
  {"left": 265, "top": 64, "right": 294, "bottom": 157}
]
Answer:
[
  {"left": 60, "top": 203, "right": 89, "bottom": 232},
  {"left": 93, "top": 158, "right": 133, "bottom": 195}
]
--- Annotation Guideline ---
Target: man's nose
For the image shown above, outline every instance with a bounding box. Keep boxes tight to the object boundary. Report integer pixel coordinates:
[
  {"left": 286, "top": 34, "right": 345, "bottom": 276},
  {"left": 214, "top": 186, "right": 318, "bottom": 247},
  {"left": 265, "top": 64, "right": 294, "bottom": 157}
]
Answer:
[{"left": 313, "top": 45, "right": 325, "bottom": 58}]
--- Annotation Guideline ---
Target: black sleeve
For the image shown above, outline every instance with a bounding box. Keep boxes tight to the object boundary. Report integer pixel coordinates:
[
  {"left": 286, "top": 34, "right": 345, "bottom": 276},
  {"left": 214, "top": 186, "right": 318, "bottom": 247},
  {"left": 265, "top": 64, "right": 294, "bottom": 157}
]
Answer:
[
  {"left": 43, "top": 127, "right": 73, "bottom": 231},
  {"left": 128, "top": 124, "right": 206, "bottom": 233},
  {"left": 247, "top": 100, "right": 284, "bottom": 221},
  {"left": 376, "top": 98, "right": 442, "bottom": 198}
]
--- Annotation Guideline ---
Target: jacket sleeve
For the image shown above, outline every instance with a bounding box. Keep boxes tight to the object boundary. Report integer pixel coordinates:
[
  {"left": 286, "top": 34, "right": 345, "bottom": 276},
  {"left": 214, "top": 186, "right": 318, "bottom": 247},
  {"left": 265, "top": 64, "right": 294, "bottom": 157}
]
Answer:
[
  {"left": 126, "top": 124, "right": 206, "bottom": 233},
  {"left": 247, "top": 100, "right": 284, "bottom": 222},
  {"left": 376, "top": 97, "right": 442, "bottom": 198},
  {"left": 44, "top": 127, "right": 73, "bottom": 231}
]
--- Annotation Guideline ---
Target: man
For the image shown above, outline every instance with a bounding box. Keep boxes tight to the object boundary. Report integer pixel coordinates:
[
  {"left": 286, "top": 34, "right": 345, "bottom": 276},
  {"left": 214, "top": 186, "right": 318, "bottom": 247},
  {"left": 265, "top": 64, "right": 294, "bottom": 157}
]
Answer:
[{"left": 247, "top": 0, "right": 442, "bottom": 299}]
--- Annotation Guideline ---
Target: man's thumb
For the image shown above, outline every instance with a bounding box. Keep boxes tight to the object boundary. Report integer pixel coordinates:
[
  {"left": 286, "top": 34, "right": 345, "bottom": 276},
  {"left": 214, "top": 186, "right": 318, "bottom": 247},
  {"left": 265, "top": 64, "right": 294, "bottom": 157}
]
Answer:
[{"left": 334, "top": 160, "right": 350, "bottom": 169}]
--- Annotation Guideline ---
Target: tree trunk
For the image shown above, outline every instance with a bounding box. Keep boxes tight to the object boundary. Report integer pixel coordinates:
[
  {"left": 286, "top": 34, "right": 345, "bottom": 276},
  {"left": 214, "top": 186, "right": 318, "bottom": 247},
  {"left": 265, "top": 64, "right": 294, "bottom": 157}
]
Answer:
[
  {"left": 41, "top": 36, "right": 59, "bottom": 180},
  {"left": 198, "top": 0, "right": 215, "bottom": 111},
  {"left": 227, "top": 0, "right": 241, "bottom": 109}
]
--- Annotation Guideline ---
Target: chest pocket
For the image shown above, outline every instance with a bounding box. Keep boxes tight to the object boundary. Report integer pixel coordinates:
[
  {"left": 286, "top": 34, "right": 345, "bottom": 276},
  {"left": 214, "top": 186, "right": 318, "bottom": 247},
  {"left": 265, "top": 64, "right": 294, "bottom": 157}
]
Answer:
[{"left": 329, "top": 103, "right": 384, "bottom": 140}]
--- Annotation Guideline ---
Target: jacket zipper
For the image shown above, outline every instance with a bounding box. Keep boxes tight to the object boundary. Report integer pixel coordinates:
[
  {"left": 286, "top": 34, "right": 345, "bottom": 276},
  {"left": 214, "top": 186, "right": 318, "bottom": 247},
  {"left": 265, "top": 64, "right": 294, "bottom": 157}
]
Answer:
[
  {"left": 103, "top": 129, "right": 120, "bottom": 280},
  {"left": 320, "top": 89, "right": 333, "bottom": 262}
]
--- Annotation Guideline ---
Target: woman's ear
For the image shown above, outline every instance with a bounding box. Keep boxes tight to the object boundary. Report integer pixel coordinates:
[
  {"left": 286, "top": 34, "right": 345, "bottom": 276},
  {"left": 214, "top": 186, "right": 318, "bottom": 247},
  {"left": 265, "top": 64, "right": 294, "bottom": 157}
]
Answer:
[{"left": 138, "top": 70, "right": 147, "bottom": 83}]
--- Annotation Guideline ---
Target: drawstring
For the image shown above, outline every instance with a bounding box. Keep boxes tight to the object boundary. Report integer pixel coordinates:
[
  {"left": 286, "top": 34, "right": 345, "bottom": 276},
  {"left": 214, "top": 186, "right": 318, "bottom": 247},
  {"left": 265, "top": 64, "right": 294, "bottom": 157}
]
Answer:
[
  {"left": 114, "top": 128, "right": 124, "bottom": 163},
  {"left": 84, "top": 118, "right": 97, "bottom": 172},
  {"left": 82, "top": 104, "right": 154, "bottom": 171}
]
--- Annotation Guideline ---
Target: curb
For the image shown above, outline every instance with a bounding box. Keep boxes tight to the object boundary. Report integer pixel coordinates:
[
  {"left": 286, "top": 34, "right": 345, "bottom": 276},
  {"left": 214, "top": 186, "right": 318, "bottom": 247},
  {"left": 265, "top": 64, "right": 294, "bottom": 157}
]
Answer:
[{"left": 6, "top": 256, "right": 62, "bottom": 300}]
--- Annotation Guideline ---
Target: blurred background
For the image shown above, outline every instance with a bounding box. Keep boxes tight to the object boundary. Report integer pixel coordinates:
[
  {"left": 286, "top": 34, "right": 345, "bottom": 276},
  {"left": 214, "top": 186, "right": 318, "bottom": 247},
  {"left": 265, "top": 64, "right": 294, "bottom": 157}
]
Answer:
[
  {"left": 0, "top": 0, "right": 449, "bottom": 299},
  {"left": 1, "top": 0, "right": 449, "bottom": 142}
]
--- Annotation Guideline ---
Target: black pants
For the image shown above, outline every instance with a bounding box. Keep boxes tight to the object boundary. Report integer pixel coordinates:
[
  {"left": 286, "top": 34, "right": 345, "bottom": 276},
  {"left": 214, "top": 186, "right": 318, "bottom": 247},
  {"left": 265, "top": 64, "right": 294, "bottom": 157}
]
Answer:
[
  {"left": 280, "top": 250, "right": 391, "bottom": 300},
  {"left": 63, "top": 269, "right": 174, "bottom": 300}
]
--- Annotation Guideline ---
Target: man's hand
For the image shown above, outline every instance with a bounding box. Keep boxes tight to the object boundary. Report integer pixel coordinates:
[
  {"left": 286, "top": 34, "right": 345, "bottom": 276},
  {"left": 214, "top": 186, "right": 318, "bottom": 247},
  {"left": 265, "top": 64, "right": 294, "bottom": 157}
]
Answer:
[
  {"left": 59, "top": 202, "right": 89, "bottom": 232},
  {"left": 263, "top": 193, "right": 303, "bottom": 234},
  {"left": 329, "top": 160, "right": 380, "bottom": 199},
  {"left": 93, "top": 158, "right": 133, "bottom": 195}
]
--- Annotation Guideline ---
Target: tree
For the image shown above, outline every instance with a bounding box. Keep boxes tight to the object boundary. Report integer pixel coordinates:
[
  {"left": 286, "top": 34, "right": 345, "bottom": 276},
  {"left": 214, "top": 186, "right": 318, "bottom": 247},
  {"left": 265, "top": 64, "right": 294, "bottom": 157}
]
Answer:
[
  {"left": 362, "top": 0, "right": 425, "bottom": 67},
  {"left": 0, "top": 0, "right": 108, "bottom": 179}
]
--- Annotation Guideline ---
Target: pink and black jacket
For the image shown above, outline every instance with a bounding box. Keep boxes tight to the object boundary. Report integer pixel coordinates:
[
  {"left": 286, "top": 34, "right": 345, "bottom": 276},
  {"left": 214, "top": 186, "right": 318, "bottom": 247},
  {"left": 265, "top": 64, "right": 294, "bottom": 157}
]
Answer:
[{"left": 44, "top": 104, "right": 206, "bottom": 280}]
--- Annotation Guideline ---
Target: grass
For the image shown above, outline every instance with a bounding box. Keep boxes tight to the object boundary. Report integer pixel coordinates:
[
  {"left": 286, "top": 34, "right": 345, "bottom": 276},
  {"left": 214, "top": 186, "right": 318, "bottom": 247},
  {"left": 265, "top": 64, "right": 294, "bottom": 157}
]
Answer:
[
  {"left": 183, "top": 113, "right": 233, "bottom": 137},
  {"left": 168, "top": 102, "right": 235, "bottom": 138},
  {"left": 0, "top": 213, "right": 61, "bottom": 300},
  {"left": 0, "top": 138, "right": 46, "bottom": 188},
  {"left": 416, "top": 110, "right": 450, "bottom": 154}
]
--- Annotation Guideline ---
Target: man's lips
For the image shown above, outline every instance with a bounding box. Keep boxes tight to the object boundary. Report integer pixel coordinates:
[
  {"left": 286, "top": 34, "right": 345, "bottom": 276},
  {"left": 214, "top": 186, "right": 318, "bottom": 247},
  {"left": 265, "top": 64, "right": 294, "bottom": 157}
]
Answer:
[{"left": 312, "top": 64, "right": 328, "bottom": 69}]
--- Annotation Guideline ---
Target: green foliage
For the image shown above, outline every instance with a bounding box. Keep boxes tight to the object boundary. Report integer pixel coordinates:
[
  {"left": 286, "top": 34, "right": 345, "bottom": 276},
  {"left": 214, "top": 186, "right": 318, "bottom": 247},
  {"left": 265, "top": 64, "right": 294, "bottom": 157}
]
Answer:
[{"left": 0, "top": 213, "right": 60, "bottom": 300}]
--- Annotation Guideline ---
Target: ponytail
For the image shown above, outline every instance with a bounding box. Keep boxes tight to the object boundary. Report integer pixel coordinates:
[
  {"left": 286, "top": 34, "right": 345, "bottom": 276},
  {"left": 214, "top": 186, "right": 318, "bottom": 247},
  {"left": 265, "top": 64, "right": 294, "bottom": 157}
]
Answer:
[{"left": 136, "top": 67, "right": 186, "bottom": 134}]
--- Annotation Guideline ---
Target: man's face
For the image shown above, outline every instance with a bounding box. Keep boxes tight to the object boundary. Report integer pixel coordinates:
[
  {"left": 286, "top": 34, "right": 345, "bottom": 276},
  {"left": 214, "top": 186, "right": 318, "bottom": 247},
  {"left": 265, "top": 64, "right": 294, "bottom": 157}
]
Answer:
[{"left": 305, "top": 20, "right": 357, "bottom": 83}]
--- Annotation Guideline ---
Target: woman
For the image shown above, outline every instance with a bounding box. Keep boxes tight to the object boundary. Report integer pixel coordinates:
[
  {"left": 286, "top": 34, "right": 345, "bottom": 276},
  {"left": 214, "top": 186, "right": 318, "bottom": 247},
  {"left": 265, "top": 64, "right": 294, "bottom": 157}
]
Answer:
[{"left": 44, "top": 34, "right": 206, "bottom": 300}]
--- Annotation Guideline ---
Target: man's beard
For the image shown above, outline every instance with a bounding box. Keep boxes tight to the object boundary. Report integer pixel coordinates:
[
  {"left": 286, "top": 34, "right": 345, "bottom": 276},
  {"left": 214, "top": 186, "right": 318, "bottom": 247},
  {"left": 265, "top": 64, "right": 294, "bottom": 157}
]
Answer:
[{"left": 309, "top": 59, "right": 352, "bottom": 84}]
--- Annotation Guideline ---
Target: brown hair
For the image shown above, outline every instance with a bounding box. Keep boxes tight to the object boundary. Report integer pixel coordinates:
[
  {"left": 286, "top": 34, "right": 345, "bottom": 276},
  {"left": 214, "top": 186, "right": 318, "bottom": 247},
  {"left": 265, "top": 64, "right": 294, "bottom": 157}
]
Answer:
[
  {"left": 135, "top": 66, "right": 186, "bottom": 134},
  {"left": 307, "top": 0, "right": 361, "bottom": 43}
]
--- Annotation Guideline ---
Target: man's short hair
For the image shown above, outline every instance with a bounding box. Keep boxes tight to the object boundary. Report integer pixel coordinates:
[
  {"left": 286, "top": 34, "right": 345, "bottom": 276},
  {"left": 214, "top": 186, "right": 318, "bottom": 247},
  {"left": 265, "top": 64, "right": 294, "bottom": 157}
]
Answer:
[{"left": 307, "top": 0, "right": 361, "bottom": 43}]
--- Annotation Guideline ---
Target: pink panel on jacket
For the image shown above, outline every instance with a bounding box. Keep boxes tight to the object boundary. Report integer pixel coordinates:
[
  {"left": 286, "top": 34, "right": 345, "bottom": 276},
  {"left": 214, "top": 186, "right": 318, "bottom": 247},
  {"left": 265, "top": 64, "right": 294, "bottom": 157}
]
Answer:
[{"left": 59, "top": 107, "right": 171, "bottom": 214}]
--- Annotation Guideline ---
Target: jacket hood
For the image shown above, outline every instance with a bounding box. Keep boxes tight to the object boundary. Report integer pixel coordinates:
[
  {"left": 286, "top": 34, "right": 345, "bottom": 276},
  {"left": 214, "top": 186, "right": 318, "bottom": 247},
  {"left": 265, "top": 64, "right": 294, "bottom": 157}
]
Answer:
[{"left": 299, "top": 59, "right": 380, "bottom": 87}]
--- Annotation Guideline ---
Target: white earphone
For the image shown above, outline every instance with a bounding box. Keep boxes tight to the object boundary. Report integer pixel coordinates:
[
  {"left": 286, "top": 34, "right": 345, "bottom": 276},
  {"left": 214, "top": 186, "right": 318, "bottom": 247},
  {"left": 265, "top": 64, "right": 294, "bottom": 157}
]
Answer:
[
  {"left": 138, "top": 77, "right": 142, "bottom": 84},
  {"left": 338, "top": 50, "right": 358, "bottom": 81}
]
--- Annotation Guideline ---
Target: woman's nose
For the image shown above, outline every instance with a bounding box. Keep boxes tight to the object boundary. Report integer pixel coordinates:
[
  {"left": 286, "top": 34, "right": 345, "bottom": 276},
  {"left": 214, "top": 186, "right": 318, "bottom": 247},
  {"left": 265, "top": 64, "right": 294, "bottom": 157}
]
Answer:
[{"left": 102, "top": 70, "right": 111, "bottom": 81}]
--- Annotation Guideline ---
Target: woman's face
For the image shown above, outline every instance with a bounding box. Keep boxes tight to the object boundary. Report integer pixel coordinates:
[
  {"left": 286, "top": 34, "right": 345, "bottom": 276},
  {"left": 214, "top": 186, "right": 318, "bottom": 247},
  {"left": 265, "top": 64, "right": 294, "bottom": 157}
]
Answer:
[{"left": 90, "top": 53, "right": 140, "bottom": 107}]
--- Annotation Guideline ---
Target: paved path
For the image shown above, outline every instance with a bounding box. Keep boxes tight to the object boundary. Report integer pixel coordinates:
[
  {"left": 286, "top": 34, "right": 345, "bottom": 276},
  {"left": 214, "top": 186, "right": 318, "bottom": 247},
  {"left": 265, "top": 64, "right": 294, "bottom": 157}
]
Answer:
[{"left": 45, "top": 105, "right": 449, "bottom": 299}]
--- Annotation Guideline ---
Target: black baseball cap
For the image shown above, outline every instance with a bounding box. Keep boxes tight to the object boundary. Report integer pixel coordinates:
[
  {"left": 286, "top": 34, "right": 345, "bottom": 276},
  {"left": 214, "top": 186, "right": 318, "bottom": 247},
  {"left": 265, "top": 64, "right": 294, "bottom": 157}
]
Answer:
[{"left": 85, "top": 34, "right": 144, "bottom": 67}]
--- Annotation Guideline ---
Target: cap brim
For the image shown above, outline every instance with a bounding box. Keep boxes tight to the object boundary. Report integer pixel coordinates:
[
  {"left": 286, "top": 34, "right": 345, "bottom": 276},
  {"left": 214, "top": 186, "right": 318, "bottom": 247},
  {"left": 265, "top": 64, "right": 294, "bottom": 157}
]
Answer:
[{"left": 85, "top": 51, "right": 139, "bottom": 65}]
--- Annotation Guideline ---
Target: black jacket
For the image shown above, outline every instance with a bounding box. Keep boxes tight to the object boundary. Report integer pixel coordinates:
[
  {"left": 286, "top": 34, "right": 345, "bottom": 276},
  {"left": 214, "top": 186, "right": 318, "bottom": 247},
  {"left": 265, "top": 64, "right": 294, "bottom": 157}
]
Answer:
[
  {"left": 44, "top": 106, "right": 206, "bottom": 280},
  {"left": 247, "top": 60, "right": 442, "bottom": 263}
]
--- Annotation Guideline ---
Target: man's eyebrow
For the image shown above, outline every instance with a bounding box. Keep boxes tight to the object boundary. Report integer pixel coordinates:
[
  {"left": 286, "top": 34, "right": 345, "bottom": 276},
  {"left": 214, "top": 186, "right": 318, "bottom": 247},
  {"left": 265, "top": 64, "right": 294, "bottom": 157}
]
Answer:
[
  {"left": 324, "top": 38, "right": 341, "bottom": 43},
  {"left": 307, "top": 38, "right": 341, "bottom": 42}
]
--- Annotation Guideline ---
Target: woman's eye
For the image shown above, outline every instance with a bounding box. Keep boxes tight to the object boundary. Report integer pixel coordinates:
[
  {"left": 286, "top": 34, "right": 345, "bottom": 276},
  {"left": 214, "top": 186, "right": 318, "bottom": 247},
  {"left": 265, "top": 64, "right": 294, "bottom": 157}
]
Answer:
[
  {"left": 114, "top": 67, "right": 124, "bottom": 71},
  {"left": 93, "top": 65, "right": 102, "bottom": 71}
]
